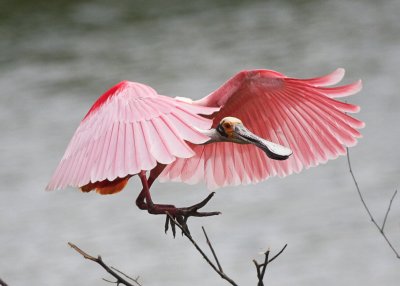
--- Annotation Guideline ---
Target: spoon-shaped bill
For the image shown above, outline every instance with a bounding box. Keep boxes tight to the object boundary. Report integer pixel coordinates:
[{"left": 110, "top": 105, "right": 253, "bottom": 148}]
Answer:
[{"left": 234, "top": 125, "right": 293, "bottom": 160}]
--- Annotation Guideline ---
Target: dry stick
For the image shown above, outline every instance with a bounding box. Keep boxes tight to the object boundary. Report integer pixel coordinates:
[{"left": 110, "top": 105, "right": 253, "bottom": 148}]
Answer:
[
  {"left": 167, "top": 214, "right": 239, "bottom": 286},
  {"left": 68, "top": 242, "right": 143, "bottom": 286},
  {"left": 346, "top": 148, "right": 400, "bottom": 259},
  {"left": 253, "top": 244, "right": 287, "bottom": 286},
  {"left": 0, "top": 278, "right": 8, "bottom": 286}
]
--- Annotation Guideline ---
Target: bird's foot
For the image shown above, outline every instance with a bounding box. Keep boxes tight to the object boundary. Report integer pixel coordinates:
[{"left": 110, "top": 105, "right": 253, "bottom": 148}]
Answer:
[{"left": 164, "top": 192, "right": 221, "bottom": 237}]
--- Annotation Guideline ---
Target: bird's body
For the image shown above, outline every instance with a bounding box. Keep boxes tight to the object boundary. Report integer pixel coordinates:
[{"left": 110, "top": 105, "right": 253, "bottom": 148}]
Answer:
[{"left": 47, "top": 68, "right": 363, "bottom": 232}]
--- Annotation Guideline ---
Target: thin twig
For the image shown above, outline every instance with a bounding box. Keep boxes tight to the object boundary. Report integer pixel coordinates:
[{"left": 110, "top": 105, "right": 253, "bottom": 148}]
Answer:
[
  {"left": 382, "top": 190, "right": 397, "bottom": 231},
  {"left": 167, "top": 214, "right": 238, "bottom": 286},
  {"left": 253, "top": 244, "right": 287, "bottom": 286},
  {"left": 267, "top": 244, "right": 287, "bottom": 264},
  {"left": 0, "top": 278, "right": 8, "bottom": 286},
  {"left": 346, "top": 148, "right": 400, "bottom": 258},
  {"left": 202, "top": 226, "right": 224, "bottom": 272},
  {"left": 111, "top": 267, "right": 142, "bottom": 285},
  {"left": 102, "top": 278, "right": 118, "bottom": 284},
  {"left": 68, "top": 242, "right": 143, "bottom": 286}
]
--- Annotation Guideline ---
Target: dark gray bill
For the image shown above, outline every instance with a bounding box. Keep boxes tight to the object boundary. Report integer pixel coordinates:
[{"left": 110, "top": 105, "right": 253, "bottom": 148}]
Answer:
[{"left": 234, "top": 125, "right": 293, "bottom": 160}]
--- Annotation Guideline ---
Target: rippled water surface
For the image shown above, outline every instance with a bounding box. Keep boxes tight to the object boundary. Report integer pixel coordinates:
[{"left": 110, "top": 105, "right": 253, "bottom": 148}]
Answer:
[{"left": 1, "top": 0, "right": 400, "bottom": 285}]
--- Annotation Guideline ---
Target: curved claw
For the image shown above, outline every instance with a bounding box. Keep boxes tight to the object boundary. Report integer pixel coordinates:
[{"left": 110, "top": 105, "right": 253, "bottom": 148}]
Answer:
[
  {"left": 165, "top": 214, "right": 177, "bottom": 237},
  {"left": 180, "top": 192, "right": 217, "bottom": 212},
  {"left": 164, "top": 192, "right": 221, "bottom": 238}
]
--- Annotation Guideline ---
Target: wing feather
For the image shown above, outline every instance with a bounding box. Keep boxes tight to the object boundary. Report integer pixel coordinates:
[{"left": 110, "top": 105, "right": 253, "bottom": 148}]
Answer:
[
  {"left": 87, "top": 127, "right": 104, "bottom": 182},
  {"left": 71, "top": 148, "right": 86, "bottom": 186},
  {"left": 167, "top": 113, "right": 210, "bottom": 143},
  {"left": 267, "top": 93, "right": 303, "bottom": 172},
  {"left": 124, "top": 122, "right": 136, "bottom": 173},
  {"left": 47, "top": 81, "right": 217, "bottom": 190},
  {"left": 115, "top": 122, "right": 126, "bottom": 179},
  {"left": 147, "top": 119, "right": 176, "bottom": 164},
  {"left": 231, "top": 143, "right": 243, "bottom": 185},
  {"left": 315, "top": 80, "right": 362, "bottom": 98},
  {"left": 96, "top": 122, "right": 114, "bottom": 181},
  {"left": 297, "top": 68, "right": 345, "bottom": 87},
  {"left": 273, "top": 90, "right": 317, "bottom": 166},
  {"left": 161, "top": 69, "right": 364, "bottom": 189},
  {"left": 182, "top": 146, "right": 206, "bottom": 184},
  {"left": 55, "top": 160, "right": 68, "bottom": 190},
  {"left": 75, "top": 141, "right": 90, "bottom": 186},
  {"left": 278, "top": 89, "right": 332, "bottom": 162},
  {"left": 172, "top": 107, "right": 215, "bottom": 130},
  {"left": 133, "top": 121, "right": 155, "bottom": 171},
  {"left": 289, "top": 97, "right": 337, "bottom": 161},
  {"left": 156, "top": 116, "right": 195, "bottom": 158},
  {"left": 301, "top": 97, "right": 356, "bottom": 148}
]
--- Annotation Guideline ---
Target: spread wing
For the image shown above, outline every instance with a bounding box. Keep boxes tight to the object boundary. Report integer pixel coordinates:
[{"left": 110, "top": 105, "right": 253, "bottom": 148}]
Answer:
[
  {"left": 47, "top": 81, "right": 218, "bottom": 190},
  {"left": 160, "top": 68, "right": 364, "bottom": 189}
]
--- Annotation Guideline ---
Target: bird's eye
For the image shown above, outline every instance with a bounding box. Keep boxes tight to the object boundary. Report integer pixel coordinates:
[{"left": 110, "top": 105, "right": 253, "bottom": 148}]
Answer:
[{"left": 223, "top": 122, "right": 232, "bottom": 129}]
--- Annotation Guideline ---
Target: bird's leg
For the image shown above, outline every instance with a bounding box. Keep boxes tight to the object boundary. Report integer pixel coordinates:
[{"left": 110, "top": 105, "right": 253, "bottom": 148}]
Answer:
[
  {"left": 135, "top": 165, "right": 175, "bottom": 210},
  {"left": 136, "top": 170, "right": 175, "bottom": 211},
  {"left": 135, "top": 167, "right": 220, "bottom": 237}
]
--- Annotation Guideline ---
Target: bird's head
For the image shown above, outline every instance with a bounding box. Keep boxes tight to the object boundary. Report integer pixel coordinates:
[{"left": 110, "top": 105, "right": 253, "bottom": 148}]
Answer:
[
  {"left": 216, "top": 116, "right": 293, "bottom": 161},
  {"left": 217, "top": 117, "right": 243, "bottom": 138}
]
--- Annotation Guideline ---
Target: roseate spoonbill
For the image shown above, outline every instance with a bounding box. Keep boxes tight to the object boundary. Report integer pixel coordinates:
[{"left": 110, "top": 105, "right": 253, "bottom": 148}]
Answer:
[{"left": 47, "top": 68, "right": 363, "bottom": 234}]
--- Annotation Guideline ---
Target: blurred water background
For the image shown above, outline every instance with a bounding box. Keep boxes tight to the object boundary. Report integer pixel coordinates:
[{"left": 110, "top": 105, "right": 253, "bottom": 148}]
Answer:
[{"left": 1, "top": 0, "right": 400, "bottom": 285}]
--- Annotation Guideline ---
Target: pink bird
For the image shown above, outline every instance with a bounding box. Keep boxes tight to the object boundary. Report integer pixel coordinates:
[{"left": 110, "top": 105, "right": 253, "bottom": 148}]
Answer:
[{"left": 47, "top": 68, "right": 363, "bottom": 234}]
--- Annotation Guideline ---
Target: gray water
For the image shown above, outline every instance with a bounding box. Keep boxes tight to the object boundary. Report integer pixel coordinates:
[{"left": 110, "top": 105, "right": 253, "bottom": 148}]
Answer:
[{"left": 1, "top": 0, "right": 399, "bottom": 285}]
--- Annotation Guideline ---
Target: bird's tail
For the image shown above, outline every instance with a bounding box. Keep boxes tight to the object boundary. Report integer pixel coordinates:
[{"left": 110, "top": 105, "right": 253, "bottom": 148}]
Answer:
[{"left": 80, "top": 175, "right": 132, "bottom": 195}]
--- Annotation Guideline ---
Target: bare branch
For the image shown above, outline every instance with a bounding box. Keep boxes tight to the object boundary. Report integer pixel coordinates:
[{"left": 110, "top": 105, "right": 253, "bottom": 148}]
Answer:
[
  {"left": 253, "top": 244, "right": 287, "bottom": 286},
  {"left": 68, "top": 242, "right": 143, "bottom": 286},
  {"left": 0, "top": 278, "right": 8, "bottom": 286},
  {"left": 346, "top": 148, "right": 400, "bottom": 259},
  {"left": 69, "top": 219, "right": 287, "bottom": 285}
]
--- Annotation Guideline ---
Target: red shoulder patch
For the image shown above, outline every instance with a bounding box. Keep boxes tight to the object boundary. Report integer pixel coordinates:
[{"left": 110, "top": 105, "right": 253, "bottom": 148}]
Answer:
[{"left": 83, "top": 80, "right": 129, "bottom": 121}]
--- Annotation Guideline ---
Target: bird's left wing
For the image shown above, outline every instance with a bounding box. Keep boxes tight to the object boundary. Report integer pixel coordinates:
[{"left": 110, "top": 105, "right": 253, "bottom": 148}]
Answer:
[
  {"left": 46, "top": 81, "right": 218, "bottom": 191},
  {"left": 160, "top": 69, "right": 364, "bottom": 189}
]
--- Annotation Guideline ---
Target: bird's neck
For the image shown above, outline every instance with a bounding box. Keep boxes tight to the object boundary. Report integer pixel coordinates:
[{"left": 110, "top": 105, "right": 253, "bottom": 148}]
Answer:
[
  {"left": 200, "top": 128, "right": 247, "bottom": 145},
  {"left": 200, "top": 128, "right": 224, "bottom": 144}
]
